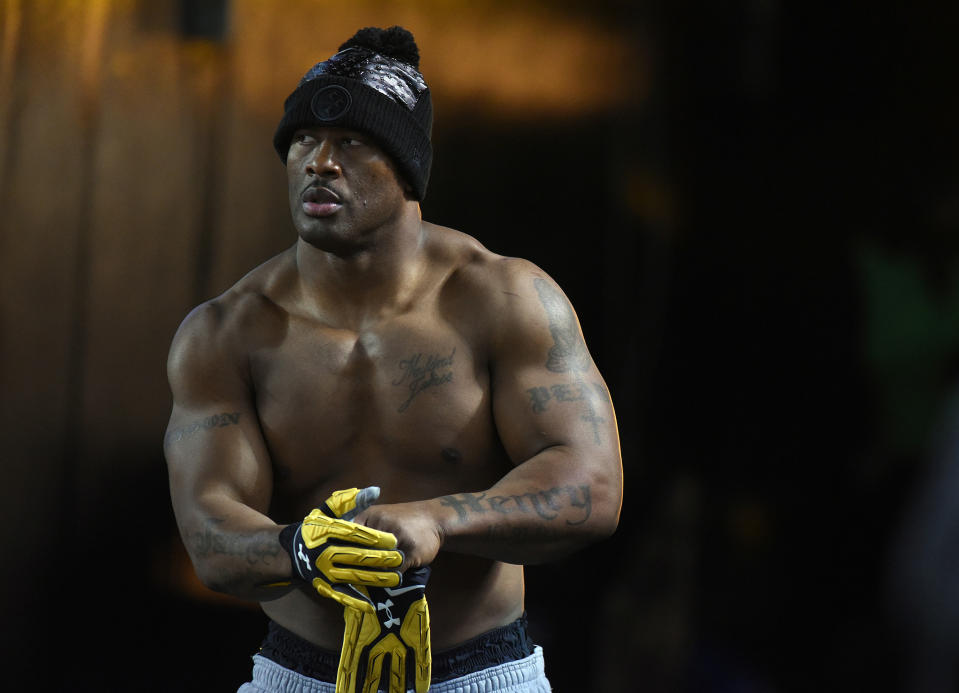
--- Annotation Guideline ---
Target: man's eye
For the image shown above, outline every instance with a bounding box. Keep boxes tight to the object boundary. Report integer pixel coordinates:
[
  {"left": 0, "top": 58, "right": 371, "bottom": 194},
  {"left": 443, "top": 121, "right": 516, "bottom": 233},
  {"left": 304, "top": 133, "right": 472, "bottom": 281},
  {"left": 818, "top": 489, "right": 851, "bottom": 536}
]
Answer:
[
  {"left": 343, "top": 137, "right": 363, "bottom": 146},
  {"left": 294, "top": 133, "right": 315, "bottom": 144}
]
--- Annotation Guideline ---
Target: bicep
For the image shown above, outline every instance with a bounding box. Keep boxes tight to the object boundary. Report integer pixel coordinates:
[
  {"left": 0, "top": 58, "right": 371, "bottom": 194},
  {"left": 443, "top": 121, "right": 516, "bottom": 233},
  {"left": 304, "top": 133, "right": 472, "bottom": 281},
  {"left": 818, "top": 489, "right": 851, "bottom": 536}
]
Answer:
[
  {"left": 491, "top": 273, "right": 619, "bottom": 466},
  {"left": 164, "top": 307, "right": 274, "bottom": 528},
  {"left": 165, "top": 403, "right": 273, "bottom": 521}
]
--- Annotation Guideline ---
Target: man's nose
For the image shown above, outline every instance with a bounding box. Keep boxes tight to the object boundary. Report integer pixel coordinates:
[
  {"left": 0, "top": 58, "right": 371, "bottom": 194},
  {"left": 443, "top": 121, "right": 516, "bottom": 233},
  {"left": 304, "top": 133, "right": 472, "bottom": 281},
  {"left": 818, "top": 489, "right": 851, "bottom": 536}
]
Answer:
[{"left": 305, "top": 139, "right": 342, "bottom": 177}]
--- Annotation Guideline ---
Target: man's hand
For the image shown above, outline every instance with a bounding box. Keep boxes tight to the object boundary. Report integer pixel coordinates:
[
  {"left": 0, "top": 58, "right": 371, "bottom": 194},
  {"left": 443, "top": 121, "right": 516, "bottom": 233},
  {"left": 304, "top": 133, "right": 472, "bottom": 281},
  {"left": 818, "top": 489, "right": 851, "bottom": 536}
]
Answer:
[
  {"left": 279, "top": 489, "right": 404, "bottom": 609},
  {"left": 355, "top": 501, "right": 445, "bottom": 572}
]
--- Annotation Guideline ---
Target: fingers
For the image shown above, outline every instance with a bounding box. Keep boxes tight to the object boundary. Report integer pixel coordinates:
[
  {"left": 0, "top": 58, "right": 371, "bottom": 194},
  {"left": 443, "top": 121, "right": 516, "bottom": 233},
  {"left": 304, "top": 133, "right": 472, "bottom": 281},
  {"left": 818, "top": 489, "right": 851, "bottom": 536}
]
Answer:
[
  {"left": 365, "top": 638, "right": 406, "bottom": 693},
  {"left": 387, "top": 647, "right": 406, "bottom": 693},
  {"left": 354, "top": 509, "right": 441, "bottom": 573},
  {"left": 312, "top": 580, "right": 376, "bottom": 613},
  {"left": 298, "top": 511, "right": 404, "bottom": 588},
  {"left": 352, "top": 486, "right": 381, "bottom": 516},
  {"left": 317, "top": 546, "right": 402, "bottom": 587},
  {"left": 337, "top": 603, "right": 381, "bottom": 692},
  {"left": 312, "top": 491, "right": 441, "bottom": 576},
  {"left": 324, "top": 485, "right": 381, "bottom": 521},
  {"left": 302, "top": 512, "right": 398, "bottom": 550}
]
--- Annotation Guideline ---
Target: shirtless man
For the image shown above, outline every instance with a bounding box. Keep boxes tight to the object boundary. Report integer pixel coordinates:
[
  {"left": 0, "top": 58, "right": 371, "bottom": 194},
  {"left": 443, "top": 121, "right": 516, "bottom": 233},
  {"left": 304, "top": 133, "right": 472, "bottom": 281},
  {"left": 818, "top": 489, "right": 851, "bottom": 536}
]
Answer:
[{"left": 164, "top": 26, "right": 622, "bottom": 693}]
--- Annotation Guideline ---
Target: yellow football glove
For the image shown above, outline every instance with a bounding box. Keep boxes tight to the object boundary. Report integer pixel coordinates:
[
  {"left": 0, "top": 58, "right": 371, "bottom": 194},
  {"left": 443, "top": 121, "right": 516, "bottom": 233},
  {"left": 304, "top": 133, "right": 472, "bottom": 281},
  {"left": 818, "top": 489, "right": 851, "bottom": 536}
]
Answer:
[
  {"left": 279, "top": 487, "right": 403, "bottom": 608},
  {"left": 335, "top": 567, "right": 431, "bottom": 693},
  {"left": 313, "top": 487, "right": 432, "bottom": 693}
]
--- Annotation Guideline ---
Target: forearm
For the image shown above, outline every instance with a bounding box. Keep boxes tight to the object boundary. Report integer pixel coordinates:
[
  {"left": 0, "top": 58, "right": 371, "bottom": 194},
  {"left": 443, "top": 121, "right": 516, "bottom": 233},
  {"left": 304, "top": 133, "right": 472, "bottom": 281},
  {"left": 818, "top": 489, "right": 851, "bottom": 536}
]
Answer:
[
  {"left": 177, "top": 501, "right": 295, "bottom": 602},
  {"left": 436, "top": 445, "right": 621, "bottom": 564}
]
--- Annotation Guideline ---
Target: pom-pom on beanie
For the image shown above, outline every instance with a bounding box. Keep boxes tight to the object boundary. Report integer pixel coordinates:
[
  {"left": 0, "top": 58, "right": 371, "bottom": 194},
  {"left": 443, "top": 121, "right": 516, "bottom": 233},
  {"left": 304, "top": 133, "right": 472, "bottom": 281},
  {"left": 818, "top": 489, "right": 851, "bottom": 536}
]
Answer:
[{"left": 273, "top": 26, "right": 433, "bottom": 201}]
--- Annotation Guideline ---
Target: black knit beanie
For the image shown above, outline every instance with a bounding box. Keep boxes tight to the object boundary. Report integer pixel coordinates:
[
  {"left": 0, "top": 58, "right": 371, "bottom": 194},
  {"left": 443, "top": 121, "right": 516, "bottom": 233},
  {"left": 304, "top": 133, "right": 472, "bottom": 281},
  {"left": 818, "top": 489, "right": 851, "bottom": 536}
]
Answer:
[{"left": 273, "top": 26, "right": 433, "bottom": 201}]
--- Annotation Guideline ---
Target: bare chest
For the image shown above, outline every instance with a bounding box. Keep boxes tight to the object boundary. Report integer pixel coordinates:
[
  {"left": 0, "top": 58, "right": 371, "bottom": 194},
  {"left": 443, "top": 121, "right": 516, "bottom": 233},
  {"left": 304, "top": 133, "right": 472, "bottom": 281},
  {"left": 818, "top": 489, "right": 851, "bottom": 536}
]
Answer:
[{"left": 250, "top": 312, "right": 505, "bottom": 515}]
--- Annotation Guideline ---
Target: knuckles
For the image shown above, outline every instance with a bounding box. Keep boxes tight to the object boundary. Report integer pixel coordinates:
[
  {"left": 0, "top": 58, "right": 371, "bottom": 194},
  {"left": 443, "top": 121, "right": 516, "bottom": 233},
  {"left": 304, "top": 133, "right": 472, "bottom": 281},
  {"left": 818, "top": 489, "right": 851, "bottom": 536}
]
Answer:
[{"left": 354, "top": 503, "right": 440, "bottom": 570}]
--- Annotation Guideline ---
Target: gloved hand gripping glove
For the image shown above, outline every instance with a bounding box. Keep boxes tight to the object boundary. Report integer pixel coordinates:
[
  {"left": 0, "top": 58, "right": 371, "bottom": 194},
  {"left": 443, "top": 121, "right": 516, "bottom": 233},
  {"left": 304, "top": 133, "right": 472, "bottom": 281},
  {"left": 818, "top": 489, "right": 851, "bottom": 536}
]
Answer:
[
  {"left": 279, "top": 487, "right": 404, "bottom": 610},
  {"left": 315, "top": 487, "right": 432, "bottom": 693}
]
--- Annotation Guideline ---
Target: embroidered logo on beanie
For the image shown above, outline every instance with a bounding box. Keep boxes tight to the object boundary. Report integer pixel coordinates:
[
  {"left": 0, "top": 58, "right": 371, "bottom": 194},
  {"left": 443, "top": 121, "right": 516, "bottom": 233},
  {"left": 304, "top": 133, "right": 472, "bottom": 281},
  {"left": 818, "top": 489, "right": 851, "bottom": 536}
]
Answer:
[{"left": 311, "top": 85, "right": 352, "bottom": 122}]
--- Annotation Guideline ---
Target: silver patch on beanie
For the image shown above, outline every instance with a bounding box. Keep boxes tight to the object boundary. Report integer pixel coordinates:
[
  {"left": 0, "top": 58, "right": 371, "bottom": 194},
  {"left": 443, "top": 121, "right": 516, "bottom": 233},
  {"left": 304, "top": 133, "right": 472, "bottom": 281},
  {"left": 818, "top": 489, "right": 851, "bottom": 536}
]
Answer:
[
  {"left": 311, "top": 85, "right": 352, "bottom": 121},
  {"left": 300, "top": 47, "right": 427, "bottom": 112}
]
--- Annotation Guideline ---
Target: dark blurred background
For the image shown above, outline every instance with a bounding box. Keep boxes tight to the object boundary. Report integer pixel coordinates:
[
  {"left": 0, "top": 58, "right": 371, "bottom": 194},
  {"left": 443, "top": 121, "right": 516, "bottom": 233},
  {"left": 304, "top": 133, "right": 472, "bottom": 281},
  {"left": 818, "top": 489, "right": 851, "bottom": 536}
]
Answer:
[{"left": 2, "top": 0, "right": 958, "bottom": 691}]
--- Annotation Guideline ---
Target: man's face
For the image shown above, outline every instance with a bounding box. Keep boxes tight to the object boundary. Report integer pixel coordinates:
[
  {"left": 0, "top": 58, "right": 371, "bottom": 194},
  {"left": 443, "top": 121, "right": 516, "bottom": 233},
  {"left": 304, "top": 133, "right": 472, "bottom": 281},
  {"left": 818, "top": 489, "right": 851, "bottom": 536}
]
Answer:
[{"left": 286, "top": 126, "right": 411, "bottom": 252}]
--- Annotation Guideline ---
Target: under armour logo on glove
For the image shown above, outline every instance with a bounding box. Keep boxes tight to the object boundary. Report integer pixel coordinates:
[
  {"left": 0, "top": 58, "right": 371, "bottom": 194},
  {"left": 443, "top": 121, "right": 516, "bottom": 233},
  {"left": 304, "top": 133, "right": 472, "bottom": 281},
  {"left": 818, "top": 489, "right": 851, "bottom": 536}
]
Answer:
[
  {"left": 377, "top": 599, "right": 399, "bottom": 628},
  {"left": 297, "top": 542, "right": 312, "bottom": 574}
]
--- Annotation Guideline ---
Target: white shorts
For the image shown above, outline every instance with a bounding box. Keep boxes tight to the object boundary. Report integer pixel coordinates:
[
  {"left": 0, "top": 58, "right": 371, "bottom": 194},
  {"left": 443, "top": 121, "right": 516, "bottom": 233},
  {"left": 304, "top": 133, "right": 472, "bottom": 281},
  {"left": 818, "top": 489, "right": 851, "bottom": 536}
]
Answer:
[{"left": 238, "top": 645, "right": 552, "bottom": 693}]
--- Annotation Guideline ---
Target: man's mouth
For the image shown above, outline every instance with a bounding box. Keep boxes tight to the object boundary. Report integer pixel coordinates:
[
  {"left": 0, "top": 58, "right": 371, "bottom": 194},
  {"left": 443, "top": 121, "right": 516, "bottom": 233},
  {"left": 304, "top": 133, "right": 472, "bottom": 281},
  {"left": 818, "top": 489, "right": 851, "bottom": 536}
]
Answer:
[{"left": 301, "top": 186, "right": 342, "bottom": 217}]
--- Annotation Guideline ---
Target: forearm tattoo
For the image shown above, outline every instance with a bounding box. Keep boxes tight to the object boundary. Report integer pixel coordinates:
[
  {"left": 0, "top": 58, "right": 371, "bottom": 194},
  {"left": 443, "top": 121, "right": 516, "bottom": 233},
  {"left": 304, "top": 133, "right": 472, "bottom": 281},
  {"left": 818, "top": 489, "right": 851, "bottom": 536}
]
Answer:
[
  {"left": 185, "top": 520, "right": 283, "bottom": 566},
  {"left": 392, "top": 348, "right": 456, "bottom": 412},
  {"left": 165, "top": 412, "right": 241, "bottom": 445},
  {"left": 440, "top": 485, "right": 592, "bottom": 527}
]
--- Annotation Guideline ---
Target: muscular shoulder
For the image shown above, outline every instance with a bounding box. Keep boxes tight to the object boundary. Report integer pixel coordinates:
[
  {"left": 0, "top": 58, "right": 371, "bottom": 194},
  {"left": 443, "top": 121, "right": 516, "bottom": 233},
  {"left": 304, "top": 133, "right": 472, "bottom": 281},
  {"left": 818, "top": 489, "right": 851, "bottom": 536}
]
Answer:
[
  {"left": 167, "top": 251, "right": 293, "bottom": 400},
  {"left": 426, "top": 224, "right": 563, "bottom": 351},
  {"left": 427, "top": 224, "right": 544, "bottom": 303}
]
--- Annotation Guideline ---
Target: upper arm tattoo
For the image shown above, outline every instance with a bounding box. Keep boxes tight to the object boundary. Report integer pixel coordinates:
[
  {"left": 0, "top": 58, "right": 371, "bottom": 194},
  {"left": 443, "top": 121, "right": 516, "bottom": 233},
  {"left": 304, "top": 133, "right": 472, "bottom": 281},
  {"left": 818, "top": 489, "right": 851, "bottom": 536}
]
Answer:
[
  {"left": 526, "top": 381, "right": 609, "bottom": 446},
  {"left": 534, "top": 278, "right": 590, "bottom": 374},
  {"left": 531, "top": 278, "right": 609, "bottom": 445},
  {"left": 165, "top": 411, "right": 241, "bottom": 446}
]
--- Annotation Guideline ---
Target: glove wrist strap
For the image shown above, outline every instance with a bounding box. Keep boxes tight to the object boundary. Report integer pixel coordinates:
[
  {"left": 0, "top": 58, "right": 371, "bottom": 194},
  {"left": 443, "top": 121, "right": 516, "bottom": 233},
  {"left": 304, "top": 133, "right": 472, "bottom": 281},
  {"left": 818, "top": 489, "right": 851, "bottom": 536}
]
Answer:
[{"left": 279, "top": 522, "right": 309, "bottom": 581}]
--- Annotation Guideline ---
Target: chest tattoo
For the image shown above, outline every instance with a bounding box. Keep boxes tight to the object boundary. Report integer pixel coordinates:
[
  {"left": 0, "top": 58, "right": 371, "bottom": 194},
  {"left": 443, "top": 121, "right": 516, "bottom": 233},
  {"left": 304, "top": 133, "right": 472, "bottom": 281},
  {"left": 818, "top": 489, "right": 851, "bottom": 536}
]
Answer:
[{"left": 392, "top": 347, "right": 456, "bottom": 412}]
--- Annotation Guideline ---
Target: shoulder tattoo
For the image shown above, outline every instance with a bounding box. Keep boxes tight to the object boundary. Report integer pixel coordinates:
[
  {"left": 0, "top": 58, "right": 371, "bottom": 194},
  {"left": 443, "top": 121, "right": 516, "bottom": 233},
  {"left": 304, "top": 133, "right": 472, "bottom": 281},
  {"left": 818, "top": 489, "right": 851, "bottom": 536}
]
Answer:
[{"left": 533, "top": 278, "right": 591, "bottom": 374}]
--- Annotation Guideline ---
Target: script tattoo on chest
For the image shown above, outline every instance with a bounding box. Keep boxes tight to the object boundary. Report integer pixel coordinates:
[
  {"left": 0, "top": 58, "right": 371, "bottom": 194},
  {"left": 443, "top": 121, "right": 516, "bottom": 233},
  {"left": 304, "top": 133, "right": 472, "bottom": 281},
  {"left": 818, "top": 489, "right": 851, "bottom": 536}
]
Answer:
[
  {"left": 165, "top": 412, "right": 241, "bottom": 445},
  {"left": 392, "top": 348, "right": 456, "bottom": 412}
]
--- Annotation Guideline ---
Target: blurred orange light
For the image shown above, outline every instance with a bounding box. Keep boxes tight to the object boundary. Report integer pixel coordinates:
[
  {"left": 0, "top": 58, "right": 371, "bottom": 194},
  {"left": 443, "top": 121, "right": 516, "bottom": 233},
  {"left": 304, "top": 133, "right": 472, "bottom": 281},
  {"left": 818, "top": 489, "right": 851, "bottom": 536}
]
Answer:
[{"left": 232, "top": 0, "right": 642, "bottom": 123}]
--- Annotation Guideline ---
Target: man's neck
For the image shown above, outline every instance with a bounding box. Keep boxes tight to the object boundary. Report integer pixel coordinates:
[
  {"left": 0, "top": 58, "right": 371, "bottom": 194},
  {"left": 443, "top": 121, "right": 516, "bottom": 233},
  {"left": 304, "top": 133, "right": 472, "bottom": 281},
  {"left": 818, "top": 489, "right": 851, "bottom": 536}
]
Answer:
[{"left": 293, "top": 208, "right": 427, "bottom": 329}]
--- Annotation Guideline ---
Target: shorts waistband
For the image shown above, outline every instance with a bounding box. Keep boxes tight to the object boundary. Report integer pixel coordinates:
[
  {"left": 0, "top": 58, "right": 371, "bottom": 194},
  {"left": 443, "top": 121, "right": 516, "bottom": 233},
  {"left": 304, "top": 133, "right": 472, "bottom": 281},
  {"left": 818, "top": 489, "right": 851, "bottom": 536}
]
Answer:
[
  {"left": 258, "top": 614, "right": 535, "bottom": 684},
  {"left": 243, "top": 646, "right": 549, "bottom": 693},
  {"left": 431, "top": 613, "right": 536, "bottom": 682}
]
